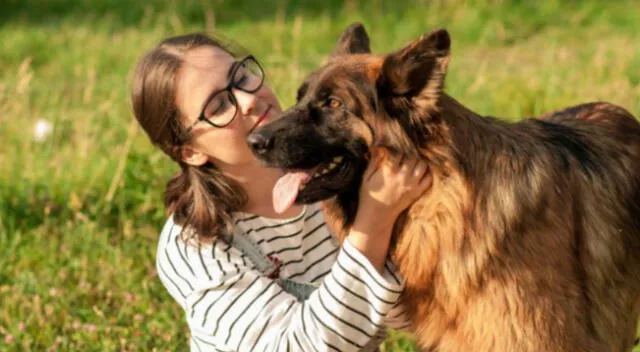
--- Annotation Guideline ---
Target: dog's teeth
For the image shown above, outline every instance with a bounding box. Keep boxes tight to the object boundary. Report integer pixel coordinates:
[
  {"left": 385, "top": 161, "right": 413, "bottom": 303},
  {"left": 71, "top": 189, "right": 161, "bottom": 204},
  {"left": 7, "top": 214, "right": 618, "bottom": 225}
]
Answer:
[
  {"left": 328, "top": 162, "right": 337, "bottom": 169},
  {"left": 313, "top": 172, "right": 320, "bottom": 178},
  {"left": 300, "top": 184, "right": 306, "bottom": 190},
  {"left": 334, "top": 156, "right": 343, "bottom": 163},
  {"left": 322, "top": 168, "right": 329, "bottom": 174}
]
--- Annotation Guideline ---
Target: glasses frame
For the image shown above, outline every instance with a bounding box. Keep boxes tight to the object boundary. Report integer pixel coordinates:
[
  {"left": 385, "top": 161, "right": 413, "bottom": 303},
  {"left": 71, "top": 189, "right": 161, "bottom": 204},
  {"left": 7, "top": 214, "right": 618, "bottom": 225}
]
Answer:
[{"left": 184, "top": 55, "right": 265, "bottom": 133}]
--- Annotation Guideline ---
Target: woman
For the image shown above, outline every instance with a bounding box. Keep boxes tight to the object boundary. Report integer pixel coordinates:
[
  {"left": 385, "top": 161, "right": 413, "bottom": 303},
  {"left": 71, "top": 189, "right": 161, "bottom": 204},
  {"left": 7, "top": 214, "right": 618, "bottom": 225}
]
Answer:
[{"left": 131, "top": 32, "right": 431, "bottom": 351}]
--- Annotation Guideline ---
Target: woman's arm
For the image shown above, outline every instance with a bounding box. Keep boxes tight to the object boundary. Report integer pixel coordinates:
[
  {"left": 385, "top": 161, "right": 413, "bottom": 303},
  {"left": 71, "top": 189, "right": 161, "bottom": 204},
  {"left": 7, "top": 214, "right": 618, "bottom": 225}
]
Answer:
[{"left": 348, "top": 150, "right": 432, "bottom": 272}]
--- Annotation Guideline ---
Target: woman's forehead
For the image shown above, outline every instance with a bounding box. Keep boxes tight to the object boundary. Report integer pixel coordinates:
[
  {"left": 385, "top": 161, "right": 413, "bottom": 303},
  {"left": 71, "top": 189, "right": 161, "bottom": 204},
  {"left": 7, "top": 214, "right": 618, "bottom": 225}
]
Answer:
[
  {"left": 182, "top": 46, "right": 235, "bottom": 72},
  {"left": 176, "top": 46, "right": 235, "bottom": 120}
]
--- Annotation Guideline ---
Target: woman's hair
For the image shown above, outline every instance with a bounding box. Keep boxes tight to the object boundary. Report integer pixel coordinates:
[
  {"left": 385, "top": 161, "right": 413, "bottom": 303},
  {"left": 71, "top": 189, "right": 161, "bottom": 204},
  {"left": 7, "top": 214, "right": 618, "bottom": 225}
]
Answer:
[{"left": 131, "top": 33, "right": 248, "bottom": 243}]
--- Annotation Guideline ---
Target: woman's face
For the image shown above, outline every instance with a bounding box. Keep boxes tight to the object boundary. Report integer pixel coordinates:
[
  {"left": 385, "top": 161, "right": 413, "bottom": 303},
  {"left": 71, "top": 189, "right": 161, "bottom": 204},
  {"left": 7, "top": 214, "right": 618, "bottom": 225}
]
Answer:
[{"left": 175, "top": 46, "right": 282, "bottom": 168}]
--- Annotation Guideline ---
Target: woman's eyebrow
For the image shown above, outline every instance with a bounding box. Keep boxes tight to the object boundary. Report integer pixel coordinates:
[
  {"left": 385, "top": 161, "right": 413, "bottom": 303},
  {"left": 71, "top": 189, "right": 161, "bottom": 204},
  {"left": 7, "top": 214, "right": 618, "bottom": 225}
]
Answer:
[
  {"left": 198, "top": 59, "right": 241, "bottom": 112},
  {"left": 227, "top": 60, "right": 240, "bottom": 80}
]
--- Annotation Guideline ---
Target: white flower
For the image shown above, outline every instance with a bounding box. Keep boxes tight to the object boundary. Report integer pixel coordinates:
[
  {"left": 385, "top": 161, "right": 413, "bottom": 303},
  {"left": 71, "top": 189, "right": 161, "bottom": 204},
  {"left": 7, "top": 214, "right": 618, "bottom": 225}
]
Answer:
[{"left": 33, "top": 118, "right": 53, "bottom": 142}]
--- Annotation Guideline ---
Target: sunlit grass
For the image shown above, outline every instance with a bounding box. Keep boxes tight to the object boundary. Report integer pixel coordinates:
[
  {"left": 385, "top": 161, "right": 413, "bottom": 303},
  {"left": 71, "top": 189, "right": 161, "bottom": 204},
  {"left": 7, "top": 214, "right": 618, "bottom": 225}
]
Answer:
[{"left": 1, "top": 0, "right": 639, "bottom": 350}]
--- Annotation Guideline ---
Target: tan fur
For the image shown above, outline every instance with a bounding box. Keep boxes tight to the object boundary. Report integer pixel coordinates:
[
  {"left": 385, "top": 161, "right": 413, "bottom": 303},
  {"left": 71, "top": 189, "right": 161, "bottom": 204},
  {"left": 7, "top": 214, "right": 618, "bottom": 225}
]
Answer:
[
  {"left": 326, "top": 95, "right": 640, "bottom": 351},
  {"left": 324, "top": 86, "right": 639, "bottom": 352},
  {"left": 293, "top": 26, "right": 640, "bottom": 351}
]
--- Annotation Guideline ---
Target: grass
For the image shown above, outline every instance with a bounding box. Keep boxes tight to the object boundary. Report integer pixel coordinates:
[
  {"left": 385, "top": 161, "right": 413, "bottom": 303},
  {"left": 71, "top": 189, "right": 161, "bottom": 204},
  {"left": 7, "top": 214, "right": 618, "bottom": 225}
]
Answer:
[{"left": 1, "top": 0, "right": 639, "bottom": 350}]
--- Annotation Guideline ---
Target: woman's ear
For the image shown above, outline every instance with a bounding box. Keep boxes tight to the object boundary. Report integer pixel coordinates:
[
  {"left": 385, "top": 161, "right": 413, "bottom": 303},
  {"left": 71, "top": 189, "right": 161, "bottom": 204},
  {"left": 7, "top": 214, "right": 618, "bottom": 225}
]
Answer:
[{"left": 180, "top": 145, "right": 208, "bottom": 166}]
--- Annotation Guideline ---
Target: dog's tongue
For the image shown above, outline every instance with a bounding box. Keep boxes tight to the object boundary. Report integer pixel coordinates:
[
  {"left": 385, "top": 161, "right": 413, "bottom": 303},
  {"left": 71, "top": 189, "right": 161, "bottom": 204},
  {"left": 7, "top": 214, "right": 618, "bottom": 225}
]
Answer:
[{"left": 273, "top": 171, "right": 311, "bottom": 214}]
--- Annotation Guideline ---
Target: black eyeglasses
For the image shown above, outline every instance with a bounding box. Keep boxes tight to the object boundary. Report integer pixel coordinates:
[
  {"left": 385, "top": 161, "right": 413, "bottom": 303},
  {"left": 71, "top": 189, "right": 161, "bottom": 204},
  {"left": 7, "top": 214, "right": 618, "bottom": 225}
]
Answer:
[{"left": 185, "top": 55, "right": 265, "bottom": 132}]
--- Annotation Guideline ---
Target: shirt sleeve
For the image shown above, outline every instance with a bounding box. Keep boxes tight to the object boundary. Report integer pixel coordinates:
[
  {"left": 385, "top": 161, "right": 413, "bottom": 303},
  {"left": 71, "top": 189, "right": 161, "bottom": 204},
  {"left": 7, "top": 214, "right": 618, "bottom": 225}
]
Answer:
[
  {"left": 156, "top": 223, "right": 405, "bottom": 352},
  {"left": 379, "top": 261, "right": 411, "bottom": 331}
]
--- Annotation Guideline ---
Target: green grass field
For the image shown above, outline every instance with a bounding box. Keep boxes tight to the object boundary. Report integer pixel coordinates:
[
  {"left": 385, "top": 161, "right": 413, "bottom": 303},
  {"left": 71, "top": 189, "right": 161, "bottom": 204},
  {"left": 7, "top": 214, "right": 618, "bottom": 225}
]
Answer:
[{"left": 1, "top": 0, "right": 639, "bottom": 350}]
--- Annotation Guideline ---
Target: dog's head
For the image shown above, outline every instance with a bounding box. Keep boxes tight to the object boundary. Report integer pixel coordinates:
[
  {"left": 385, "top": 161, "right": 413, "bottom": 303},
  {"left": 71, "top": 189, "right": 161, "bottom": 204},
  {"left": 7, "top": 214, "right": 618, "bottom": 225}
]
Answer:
[{"left": 248, "top": 23, "right": 451, "bottom": 215}]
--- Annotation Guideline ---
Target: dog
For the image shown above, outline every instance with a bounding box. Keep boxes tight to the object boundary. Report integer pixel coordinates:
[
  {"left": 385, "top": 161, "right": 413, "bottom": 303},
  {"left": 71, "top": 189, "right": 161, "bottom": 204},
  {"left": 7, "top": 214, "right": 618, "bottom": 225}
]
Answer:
[{"left": 247, "top": 23, "right": 640, "bottom": 351}]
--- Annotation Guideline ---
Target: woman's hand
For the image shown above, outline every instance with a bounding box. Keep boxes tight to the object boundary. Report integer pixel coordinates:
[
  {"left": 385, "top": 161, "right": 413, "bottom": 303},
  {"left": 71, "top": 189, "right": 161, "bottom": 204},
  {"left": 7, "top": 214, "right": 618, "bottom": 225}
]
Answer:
[
  {"left": 347, "top": 149, "right": 432, "bottom": 272},
  {"left": 354, "top": 149, "right": 432, "bottom": 232}
]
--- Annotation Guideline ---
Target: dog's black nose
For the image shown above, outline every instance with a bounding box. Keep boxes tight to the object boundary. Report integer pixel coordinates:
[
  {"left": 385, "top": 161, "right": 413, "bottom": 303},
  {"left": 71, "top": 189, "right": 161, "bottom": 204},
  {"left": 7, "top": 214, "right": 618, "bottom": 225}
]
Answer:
[{"left": 247, "top": 132, "right": 273, "bottom": 154}]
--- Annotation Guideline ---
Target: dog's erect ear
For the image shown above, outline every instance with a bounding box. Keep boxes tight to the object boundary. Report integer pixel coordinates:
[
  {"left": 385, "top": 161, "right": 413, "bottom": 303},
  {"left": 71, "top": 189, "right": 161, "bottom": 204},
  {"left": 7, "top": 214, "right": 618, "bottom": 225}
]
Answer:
[
  {"left": 377, "top": 28, "right": 451, "bottom": 108},
  {"left": 331, "top": 22, "right": 371, "bottom": 56}
]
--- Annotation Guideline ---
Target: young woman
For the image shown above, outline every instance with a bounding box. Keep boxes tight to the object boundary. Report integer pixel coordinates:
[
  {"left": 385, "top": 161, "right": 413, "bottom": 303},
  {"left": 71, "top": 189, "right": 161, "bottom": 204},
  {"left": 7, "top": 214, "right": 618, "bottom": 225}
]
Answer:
[{"left": 131, "top": 32, "right": 431, "bottom": 351}]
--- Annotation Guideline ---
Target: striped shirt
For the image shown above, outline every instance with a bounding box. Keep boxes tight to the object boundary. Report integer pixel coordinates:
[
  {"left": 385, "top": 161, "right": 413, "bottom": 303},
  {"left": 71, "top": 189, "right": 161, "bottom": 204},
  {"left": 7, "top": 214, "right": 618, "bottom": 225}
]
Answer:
[{"left": 156, "top": 203, "right": 410, "bottom": 351}]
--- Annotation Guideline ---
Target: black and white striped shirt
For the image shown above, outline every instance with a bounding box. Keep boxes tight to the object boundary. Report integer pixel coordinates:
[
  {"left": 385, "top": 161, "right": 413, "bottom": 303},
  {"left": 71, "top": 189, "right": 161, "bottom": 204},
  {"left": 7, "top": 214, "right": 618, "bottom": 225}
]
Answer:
[{"left": 156, "top": 203, "right": 410, "bottom": 351}]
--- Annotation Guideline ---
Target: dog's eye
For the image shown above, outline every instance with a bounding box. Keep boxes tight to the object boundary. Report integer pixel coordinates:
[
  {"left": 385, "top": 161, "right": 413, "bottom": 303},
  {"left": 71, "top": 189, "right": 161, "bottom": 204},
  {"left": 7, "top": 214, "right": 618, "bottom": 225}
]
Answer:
[{"left": 325, "top": 97, "right": 343, "bottom": 109}]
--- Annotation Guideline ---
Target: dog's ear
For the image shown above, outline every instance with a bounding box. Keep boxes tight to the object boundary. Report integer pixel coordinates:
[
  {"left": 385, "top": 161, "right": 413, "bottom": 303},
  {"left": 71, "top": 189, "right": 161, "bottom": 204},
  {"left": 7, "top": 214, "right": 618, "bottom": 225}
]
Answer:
[
  {"left": 331, "top": 22, "right": 371, "bottom": 56},
  {"left": 377, "top": 28, "right": 450, "bottom": 108}
]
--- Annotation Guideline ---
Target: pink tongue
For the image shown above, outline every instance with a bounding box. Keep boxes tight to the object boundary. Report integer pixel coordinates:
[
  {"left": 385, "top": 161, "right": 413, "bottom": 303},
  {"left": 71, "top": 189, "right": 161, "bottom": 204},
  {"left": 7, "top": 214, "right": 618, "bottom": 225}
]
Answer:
[{"left": 273, "top": 171, "right": 311, "bottom": 214}]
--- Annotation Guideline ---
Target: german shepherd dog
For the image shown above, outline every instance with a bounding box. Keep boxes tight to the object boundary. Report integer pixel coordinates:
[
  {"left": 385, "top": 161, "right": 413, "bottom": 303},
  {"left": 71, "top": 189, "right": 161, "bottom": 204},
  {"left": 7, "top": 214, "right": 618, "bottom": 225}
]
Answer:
[{"left": 247, "top": 23, "right": 640, "bottom": 351}]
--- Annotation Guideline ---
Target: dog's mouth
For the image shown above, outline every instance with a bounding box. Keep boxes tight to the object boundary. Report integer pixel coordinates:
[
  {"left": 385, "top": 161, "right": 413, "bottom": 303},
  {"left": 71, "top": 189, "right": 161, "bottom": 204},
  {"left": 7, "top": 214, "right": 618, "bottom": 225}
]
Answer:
[{"left": 273, "top": 155, "right": 359, "bottom": 213}]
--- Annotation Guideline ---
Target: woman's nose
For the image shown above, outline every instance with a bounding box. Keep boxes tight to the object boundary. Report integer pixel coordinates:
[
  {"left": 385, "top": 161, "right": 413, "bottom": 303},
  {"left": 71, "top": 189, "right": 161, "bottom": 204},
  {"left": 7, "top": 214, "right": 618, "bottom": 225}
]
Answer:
[{"left": 233, "top": 89, "right": 257, "bottom": 117}]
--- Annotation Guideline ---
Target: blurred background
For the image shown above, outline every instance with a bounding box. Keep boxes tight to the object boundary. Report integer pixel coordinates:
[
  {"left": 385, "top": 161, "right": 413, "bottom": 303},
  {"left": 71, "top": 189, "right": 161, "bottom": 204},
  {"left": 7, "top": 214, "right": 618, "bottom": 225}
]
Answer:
[{"left": 1, "top": 0, "right": 639, "bottom": 350}]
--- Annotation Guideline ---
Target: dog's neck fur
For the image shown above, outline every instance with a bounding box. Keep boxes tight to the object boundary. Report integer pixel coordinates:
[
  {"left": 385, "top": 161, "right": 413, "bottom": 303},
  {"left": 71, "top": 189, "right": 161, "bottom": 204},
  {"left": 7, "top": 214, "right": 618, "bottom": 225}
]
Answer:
[{"left": 437, "top": 93, "right": 506, "bottom": 157}]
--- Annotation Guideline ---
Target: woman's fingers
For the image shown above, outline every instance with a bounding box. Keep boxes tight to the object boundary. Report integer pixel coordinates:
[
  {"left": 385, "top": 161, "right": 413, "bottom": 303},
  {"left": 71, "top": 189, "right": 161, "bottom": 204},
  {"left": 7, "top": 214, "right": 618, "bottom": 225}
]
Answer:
[
  {"left": 364, "top": 148, "right": 384, "bottom": 181},
  {"left": 419, "top": 166, "right": 433, "bottom": 190},
  {"left": 411, "top": 160, "right": 425, "bottom": 179},
  {"left": 364, "top": 150, "right": 432, "bottom": 194}
]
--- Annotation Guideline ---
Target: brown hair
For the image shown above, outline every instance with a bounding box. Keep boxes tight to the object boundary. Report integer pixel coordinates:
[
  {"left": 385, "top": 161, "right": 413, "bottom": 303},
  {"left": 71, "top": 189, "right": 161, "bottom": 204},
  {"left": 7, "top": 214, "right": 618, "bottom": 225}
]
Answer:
[{"left": 131, "top": 33, "right": 248, "bottom": 243}]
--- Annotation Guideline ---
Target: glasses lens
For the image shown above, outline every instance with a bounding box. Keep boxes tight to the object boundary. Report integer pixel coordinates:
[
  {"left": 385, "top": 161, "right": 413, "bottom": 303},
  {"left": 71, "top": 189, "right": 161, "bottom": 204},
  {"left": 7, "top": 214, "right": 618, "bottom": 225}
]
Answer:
[
  {"left": 204, "top": 91, "right": 236, "bottom": 126},
  {"left": 233, "top": 57, "right": 264, "bottom": 93}
]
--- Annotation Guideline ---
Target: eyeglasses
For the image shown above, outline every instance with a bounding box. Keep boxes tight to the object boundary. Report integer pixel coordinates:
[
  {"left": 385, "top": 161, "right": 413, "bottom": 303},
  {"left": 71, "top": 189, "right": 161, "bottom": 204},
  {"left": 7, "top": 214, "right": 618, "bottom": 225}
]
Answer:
[{"left": 185, "top": 55, "right": 265, "bottom": 132}]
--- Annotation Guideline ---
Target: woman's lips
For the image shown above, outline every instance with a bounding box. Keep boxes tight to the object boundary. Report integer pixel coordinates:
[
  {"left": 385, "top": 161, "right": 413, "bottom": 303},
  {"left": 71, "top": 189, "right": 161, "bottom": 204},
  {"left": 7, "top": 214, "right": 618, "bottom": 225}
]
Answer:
[{"left": 252, "top": 105, "right": 272, "bottom": 130}]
